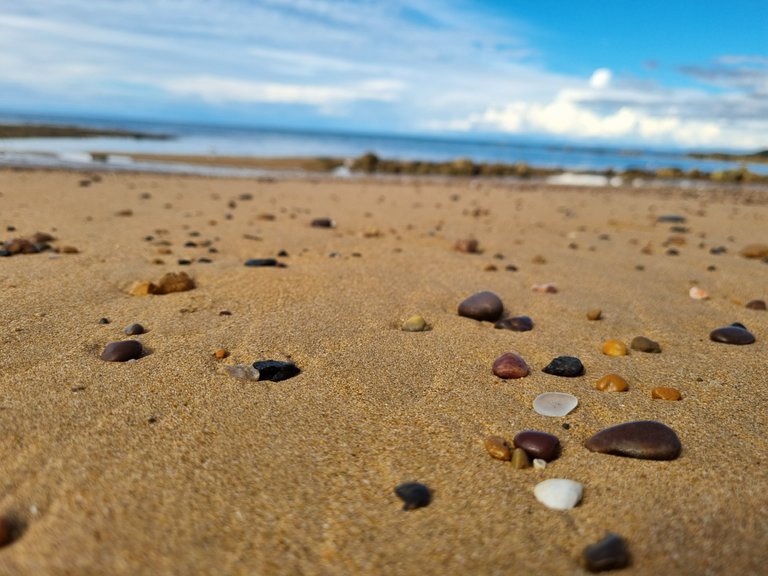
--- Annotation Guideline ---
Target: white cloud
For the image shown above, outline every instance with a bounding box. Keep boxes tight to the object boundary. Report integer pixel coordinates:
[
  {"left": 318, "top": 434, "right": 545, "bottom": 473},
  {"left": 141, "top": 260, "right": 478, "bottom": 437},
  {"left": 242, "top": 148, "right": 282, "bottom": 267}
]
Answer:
[{"left": 589, "top": 68, "right": 612, "bottom": 89}]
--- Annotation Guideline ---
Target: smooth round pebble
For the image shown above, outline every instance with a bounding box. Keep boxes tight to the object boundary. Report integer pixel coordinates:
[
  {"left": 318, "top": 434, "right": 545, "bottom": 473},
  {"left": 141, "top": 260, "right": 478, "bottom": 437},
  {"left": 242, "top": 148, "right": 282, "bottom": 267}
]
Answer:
[
  {"left": 533, "top": 478, "right": 583, "bottom": 510},
  {"left": 585, "top": 420, "right": 682, "bottom": 460},
  {"left": 214, "top": 348, "right": 228, "bottom": 359},
  {"left": 582, "top": 533, "right": 631, "bottom": 572},
  {"left": 124, "top": 323, "right": 145, "bottom": 336},
  {"left": 514, "top": 430, "right": 560, "bottom": 461},
  {"left": 630, "top": 336, "right": 661, "bottom": 353},
  {"left": 458, "top": 291, "right": 504, "bottom": 322},
  {"left": 689, "top": 286, "right": 709, "bottom": 300},
  {"left": 100, "top": 340, "right": 143, "bottom": 362},
  {"left": 402, "top": 315, "right": 428, "bottom": 332},
  {"left": 511, "top": 448, "right": 531, "bottom": 469},
  {"left": 709, "top": 324, "right": 756, "bottom": 345},
  {"left": 494, "top": 315, "right": 534, "bottom": 331},
  {"left": 586, "top": 309, "right": 602, "bottom": 321},
  {"left": 601, "top": 339, "right": 627, "bottom": 356},
  {"left": 595, "top": 374, "right": 628, "bottom": 392},
  {"left": 745, "top": 299, "right": 766, "bottom": 310},
  {"left": 492, "top": 352, "right": 530, "bottom": 379},
  {"left": 651, "top": 387, "right": 681, "bottom": 400},
  {"left": 533, "top": 392, "right": 578, "bottom": 417},
  {"left": 395, "top": 482, "right": 431, "bottom": 510},
  {"left": 543, "top": 356, "right": 584, "bottom": 377},
  {"left": 484, "top": 436, "right": 512, "bottom": 461}
]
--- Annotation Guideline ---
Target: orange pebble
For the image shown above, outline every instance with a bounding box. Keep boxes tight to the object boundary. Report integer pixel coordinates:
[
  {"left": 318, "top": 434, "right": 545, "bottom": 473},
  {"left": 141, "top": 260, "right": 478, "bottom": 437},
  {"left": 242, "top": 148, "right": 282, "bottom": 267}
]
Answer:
[
  {"left": 595, "top": 374, "right": 629, "bottom": 392},
  {"left": 602, "top": 339, "right": 628, "bottom": 356},
  {"left": 652, "top": 387, "right": 681, "bottom": 400},
  {"left": 214, "top": 348, "right": 228, "bottom": 359}
]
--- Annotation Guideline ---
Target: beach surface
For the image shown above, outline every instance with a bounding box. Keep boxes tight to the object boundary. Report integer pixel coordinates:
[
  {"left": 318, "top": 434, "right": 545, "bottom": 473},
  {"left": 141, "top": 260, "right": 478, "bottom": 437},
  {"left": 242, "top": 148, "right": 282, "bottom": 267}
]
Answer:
[{"left": 0, "top": 167, "right": 766, "bottom": 575}]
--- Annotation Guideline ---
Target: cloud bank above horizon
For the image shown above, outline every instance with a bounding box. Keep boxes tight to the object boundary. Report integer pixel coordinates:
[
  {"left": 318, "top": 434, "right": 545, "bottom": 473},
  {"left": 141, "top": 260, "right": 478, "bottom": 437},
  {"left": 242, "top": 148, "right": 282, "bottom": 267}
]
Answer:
[{"left": 0, "top": 0, "right": 766, "bottom": 150}]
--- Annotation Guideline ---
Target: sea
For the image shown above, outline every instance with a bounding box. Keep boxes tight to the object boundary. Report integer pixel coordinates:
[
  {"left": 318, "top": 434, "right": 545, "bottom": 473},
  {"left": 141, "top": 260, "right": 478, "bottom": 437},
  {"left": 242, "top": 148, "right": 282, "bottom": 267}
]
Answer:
[{"left": 1, "top": 113, "right": 766, "bottom": 181}]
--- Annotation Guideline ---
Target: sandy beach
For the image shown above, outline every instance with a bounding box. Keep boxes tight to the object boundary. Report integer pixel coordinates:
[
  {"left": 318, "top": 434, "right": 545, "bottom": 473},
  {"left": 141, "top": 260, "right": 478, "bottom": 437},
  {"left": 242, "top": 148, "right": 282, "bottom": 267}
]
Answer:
[{"left": 0, "top": 167, "right": 766, "bottom": 575}]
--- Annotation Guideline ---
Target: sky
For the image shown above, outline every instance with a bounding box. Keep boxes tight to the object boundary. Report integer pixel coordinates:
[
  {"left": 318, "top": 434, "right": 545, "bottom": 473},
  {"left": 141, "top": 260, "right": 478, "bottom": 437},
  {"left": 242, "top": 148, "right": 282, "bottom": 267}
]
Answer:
[{"left": 0, "top": 0, "right": 767, "bottom": 150}]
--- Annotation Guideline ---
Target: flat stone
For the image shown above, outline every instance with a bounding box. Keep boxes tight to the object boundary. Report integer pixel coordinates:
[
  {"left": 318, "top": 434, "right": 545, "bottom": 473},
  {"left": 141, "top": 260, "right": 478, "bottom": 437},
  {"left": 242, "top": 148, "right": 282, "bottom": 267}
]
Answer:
[
  {"left": 582, "top": 533, "right": 631, "bottom": 572},
  {"left": 395, "top": 482, "right": 431, "bottom": 510},
  {"left": 494, "top": 316, "right": 533, "bottom": 331},
  {"left": 585, "top": 420, "right": 682, "bottom": 460},
  {"left": 458, "top": 291, "right": 504, "bottom": 322},
  {"left": 100, "top": 340, "right": 143, "bottom": 362},
  {"left": 595, "top": 374, "right": 628, "bottom": 392},
  {"left": 225, "top": 364, "right": 260, "bottom": 380},
  {"left": 601, "top": 339, "right": 628, "bottom": 356},
  {"left": 533, "top": 478, "right": 583, "bottom": 510},
  {"left": 656, "top": 214, "right": 686, "bottom": 223},
  {"left": 631, "top": 336, "right": 661, "bottom": 353},
  {"left": 128, "top": 281, "right": 158, "bottom": 296},
  {"left": 124, "top": 323, "right": 145, "bottom": 336},
  {"left": 244, "top": 258, "right": 284, "bottom": 267},
  {"left": 739, "top": 244, "right": 768, "bottom": 259},
  {"left": 252, "top": 360, "right": 300, "bottom": 381},
  {"left": 709, "top": 324, "right": 756, "bottom": 345},
  {"left": 511, "top": 448, "right": 531, "bottom": 469},
  {"left": 484, "top": 436, "right": 512, "bottom": 461},
  {"left": 514, "top": 430, "right": 560, "bottom": 461},
  {"left": 402, "top": 315, "right": 428, "bottom": 332},
  {"left": 492, "top": 352, "right": 530, "bottom": 379},
  {"left": 311, "top": 217, "right": 336, "bottom": 228},
  {"left": 542, "top": 356, "right": 584, "bottom": 377},
  {"left": 533, "top": 392, "right": 578, "bottom": 417},
  {"left": 652, "top": 387, "right": 681, "bottom": 400},
  {"left": 745, "top": 299, "right": 766, "bottom": 310}
]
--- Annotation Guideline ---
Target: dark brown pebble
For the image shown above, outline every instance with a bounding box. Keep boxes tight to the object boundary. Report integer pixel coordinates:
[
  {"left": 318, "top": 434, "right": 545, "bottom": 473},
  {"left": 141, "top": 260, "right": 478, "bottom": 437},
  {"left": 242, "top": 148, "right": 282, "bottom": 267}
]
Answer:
[
  {"left": 585, "top": 420, "right": 682, "bottom": 460},
  {"left": 513, "top": 430, "right": 560, "bottom": 462},
  {"left": 630, "top": 336, "right": 661, "bottom": 353},
  {"left": 746, "top": 299, "right": 766, "bottom": 310},
  {"left": 454, "top": 238, "right": 480, "bottom": 253},
  {"left": 494, "top": 315, "right": 533, "bottom": 331},
  {"left": 0, "top": 516, "right": 22, "bottom": 548},
  {"left": 124, "top": 323, "right": 145, "bottom": 336},
  {"left": 98, "top": 317, "right": 110, "bottom": 325},
  {"left": 492, "top": 352, "right": 530, "bottom": 379},
  {"left": 395, "top": 482, "right": 431, "bottom": 510},
  {"left": 311, "top": 218, "right": 335, "bottom": 228},
  {"left": 709, "top": 325, "right": 756, "bottom": 345},
  {"left": 458, "top": 291, "right": 504, "bottom": 322},
  {"left": 100, "top": 340, "right": 143, "bottom": 362},
  {"left": 582, "top": 533, "right": 631, "bottom": 572}
]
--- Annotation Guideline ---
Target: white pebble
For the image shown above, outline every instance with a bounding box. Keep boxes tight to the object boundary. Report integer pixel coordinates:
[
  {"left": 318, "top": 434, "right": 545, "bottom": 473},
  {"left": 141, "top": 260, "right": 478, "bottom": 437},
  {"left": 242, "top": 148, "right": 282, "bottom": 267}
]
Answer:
[
  {"left": 533, "top": 392, "right": 578, "bottom": 417},
  {"left": 533, "top": 478, "right": 583, "bottom": 510},
  {"left": 225, "top": 364, "right": 260, "bottom": 381},
  {"left": 533, "top": 458, "right": 547, "bottom": 470},
  {"left": 689, "top": 286, "right": 709, "bottom": 300}
]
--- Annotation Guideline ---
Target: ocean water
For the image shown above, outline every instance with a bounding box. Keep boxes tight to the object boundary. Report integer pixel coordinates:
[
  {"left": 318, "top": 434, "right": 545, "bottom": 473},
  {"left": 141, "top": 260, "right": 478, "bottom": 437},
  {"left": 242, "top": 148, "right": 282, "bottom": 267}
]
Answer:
[{"left": 1, "top": 114, "right": 766, "bottom": 177}]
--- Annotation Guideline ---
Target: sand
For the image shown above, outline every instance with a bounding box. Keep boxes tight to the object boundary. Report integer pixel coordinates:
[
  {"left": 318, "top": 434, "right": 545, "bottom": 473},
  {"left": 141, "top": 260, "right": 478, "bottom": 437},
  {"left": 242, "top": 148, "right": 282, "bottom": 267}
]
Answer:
[{"left": 0, "top": 167, "right": 766, "bottom": 575}]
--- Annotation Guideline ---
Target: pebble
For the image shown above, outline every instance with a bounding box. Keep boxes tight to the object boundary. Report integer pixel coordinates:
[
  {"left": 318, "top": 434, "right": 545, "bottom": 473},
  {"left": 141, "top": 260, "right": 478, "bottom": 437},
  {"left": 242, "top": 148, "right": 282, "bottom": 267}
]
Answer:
[
  {"left": 585, "top": 420, "right": 682, "bottom": 460},
  {"left": 582, "top": 533, "right": 631, "bottom": 572},
  {"left": 630, "top": 336, "right": 661, "bottom": 353},
  {"left": 454, "top": 238, "right": 480, "bottom": 253},
  {"left": 511, "top": 448, "right": 531, "bottom": 469},
  {"left": 100, "top": 340, "right": 143, "bottom": 362},
  {"left": 0, "top": 516, "right": 19, "bottom": 548},
  {"left": 225, "top": 364, "right": 260, "bottom": 380},
  {"left": 252, "top": 360, "right": 300, "bottom": 381},
  {"left": 214, "top": 348, "right": 228, "bottom": 359},
  {"left": 601, "top": 339, "right": 627, "bottom": 356},
  {"left": 656, "top": 214, "right": 686, "bottom": 223},
  {"left": 492, "top": 352, "right": 530, "bottom": 379},
  {"left": 532, "top": 282, "right": 558, "bottom": 293},
  {"left": 311, "top": 217, "right": 336, "bottom": 228},
  {"left": 709, "top": 324, "right": 756, "bottom": 345},
  {"left": 402, "top": 315, "right": 428, "bottom": 332},
  {"left": 542, "top": 356, "right": 584, "bottom": 377},
  {"left": 484, "top": 436, "right": 512, "bottom": 461},
  {"left": 739, "top": 244, "right": 768, "bottom": 259},
  {"left": 533, "top": 478, "right": 583, "bottom": 510},
  {"left": 652, "top": 387, "right": 681, "bottom": 400},
  {"left": 395, "top": 482, "right": 431, "bottom": 510},
  {"left": 689, "top": 286, "right": 709, "bottom": 300},
  {"left": 98, "top": 317, "right": 110, "bottom": 325},
  {"left": 533, "top": 392, "right": 578, "bottom": 417},
  {"left": 124, "top": 323, "right": 145, "bottom": 336},
  {"left": 532, "top": 458, "right": 547, "bottom": 470},
  {"left": 457, "top": 291, "right": 504, "bottom": 322},
  {"left": 493, "top": 315, "right": 533, "bottom": 331},
  {"left": 514, "top": 430, "right": 560, "bottom": 461},
  {"left": 244, "top": 258, "right": 284, "bottom": 267},
  {"left": 746, "top": 299, "right": 766, "bottom": 310},
  {"left": 586, "top": 309, "right": 602, "bottom": 321},
  {"left": 595, "top": 374, "right": 629, "bottom": 392}
]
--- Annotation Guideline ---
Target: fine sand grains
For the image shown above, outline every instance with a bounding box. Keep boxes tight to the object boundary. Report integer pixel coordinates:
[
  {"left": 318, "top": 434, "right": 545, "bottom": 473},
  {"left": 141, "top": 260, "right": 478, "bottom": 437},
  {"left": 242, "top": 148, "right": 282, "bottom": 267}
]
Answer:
[{"left": 0, "top": 169, "right": 767, "bottom": 575}]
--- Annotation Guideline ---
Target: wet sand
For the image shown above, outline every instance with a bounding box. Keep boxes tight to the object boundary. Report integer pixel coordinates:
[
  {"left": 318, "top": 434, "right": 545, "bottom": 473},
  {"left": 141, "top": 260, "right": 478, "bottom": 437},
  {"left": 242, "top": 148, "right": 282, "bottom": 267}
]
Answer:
[{"left": 0, "top": 168, "right": 766, "bottom": 575}]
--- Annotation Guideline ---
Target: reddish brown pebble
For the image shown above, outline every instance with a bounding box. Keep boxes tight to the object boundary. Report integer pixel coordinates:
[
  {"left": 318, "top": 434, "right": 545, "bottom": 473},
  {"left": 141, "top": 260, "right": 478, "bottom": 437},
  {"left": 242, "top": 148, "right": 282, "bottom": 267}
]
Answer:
[
  {"left": 484, "top": 436, "right": 512, "bottom": 460},
  {"left": 513, "top": 430, "right": 560, "bottom": 462},
  {"left": 746, "top": 299, "right": 766, "bottom": 310},
  {"left": 585, "top": 420, "right": 682, "bottom": 460},
  {"left": 455, "top": 238, "right": 480, "bottom": 253},
  {"left": 100, "top": 340, "right": 143, "bottom": 362},
  {"left": 595, "top": 374, "right": 629, "bottom": 392},
  {"left": 0, "top": 516, "right": 18, "bottom": 548},
  {"left": 492, "top": 352, "right": 530, "bottom": 379},
  {"left": 458, "top": 291, "right": 504, "bottom": 322},
  {"left": 214, "top": 349, "right": 228, "bottom": 359},
  {"left": 651, "top": 387, "right": 681, "bottom": 400}
]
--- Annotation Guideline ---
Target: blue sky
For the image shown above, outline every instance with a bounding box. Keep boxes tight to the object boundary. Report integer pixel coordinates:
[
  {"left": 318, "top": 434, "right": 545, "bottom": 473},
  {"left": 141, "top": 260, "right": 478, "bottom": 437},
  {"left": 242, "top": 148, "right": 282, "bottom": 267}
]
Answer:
[{"left": 1, "top": 0, "right": 766, "bottom": 149}]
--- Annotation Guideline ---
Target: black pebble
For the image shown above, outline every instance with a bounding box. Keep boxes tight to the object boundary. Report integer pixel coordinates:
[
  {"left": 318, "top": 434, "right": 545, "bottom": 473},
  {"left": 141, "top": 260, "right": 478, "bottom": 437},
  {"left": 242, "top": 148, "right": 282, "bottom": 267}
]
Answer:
[
  {"left": 709, "top": 246, "right": 727, "bottom": 255},
  {"left": 582, "top": 533, "right": 631, "bottom": 572},
  {"left": 656, "top": 215, "right": 686, "bottom": 224},
  {"left": 710, "top": 324, "right": 755, "bottom": 345},
  {"left": 124, "top": 323, "right": 145, "bottom": 336},
  {"left": 178, "top": 259, "right": 192, "bottom": 265},
  {"left": 244, "top": 258, "right": 282, "bottom": 267},
  {"left": 505, "top": 264, "right": 518, "bottom": 271},
  {"left": 311, "top": 218, "right": 335, "bottom": 228},
  {"left": 252, "top": 360, "right": 300, "bottom": 381},
  {"left": 494, "top": 315, "right": 533, "bottom": 332},
  {"left": 543, "top": 356, "right": 584, "bottom": 377},
  {"left": 395, "top": 482, "right": 431, "bottom": 510},
  {"left": 277, "top": 250, "right": 289, "bottom": 257},
  {"left": 98, "top": 317, "right": 110, "bottom": 325}
]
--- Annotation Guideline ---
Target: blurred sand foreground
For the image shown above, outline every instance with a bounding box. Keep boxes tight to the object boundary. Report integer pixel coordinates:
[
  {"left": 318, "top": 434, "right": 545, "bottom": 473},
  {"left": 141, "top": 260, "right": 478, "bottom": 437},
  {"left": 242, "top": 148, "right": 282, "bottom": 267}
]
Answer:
[{"left": 0, "top": 168, "right": 766, "bottom": 575}]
